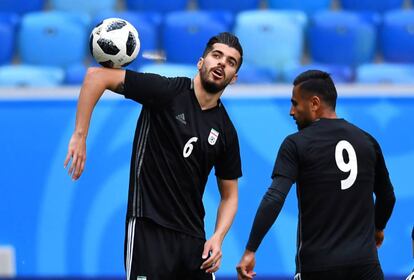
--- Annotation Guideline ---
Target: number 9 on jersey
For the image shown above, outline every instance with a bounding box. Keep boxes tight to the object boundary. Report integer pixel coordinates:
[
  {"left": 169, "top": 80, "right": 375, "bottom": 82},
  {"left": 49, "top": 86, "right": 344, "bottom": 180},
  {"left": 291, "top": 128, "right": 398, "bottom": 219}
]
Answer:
[{"left": 335, "top": 140, "right": 358, "bottom": 190}]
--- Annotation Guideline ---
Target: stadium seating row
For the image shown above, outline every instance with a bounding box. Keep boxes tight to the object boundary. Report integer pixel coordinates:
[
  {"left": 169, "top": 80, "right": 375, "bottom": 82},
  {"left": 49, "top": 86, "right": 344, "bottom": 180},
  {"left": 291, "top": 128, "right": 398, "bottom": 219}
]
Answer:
[
  {"left": 1, "top": 62, "right": 413, "bottom": 88},
  {"left": 1, "top": 7, "right": 414, "bottom": 85},
  {"left": 0, "top": 0, "right": 412, "bottom": 15}
]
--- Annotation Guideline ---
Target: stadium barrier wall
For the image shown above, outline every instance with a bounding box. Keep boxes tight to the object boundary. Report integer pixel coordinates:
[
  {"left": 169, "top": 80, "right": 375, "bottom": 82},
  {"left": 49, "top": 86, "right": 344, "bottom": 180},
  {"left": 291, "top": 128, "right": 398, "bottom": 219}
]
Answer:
[{"left": 0, "top": 85, "right": 412, "bottom": 279}]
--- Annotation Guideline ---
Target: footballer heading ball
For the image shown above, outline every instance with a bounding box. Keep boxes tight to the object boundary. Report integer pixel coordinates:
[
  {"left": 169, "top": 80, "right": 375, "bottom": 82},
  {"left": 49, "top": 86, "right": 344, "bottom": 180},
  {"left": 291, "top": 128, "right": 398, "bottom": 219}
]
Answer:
[{"left": 90, "top": 18, "right": 140, "bottom": 68}]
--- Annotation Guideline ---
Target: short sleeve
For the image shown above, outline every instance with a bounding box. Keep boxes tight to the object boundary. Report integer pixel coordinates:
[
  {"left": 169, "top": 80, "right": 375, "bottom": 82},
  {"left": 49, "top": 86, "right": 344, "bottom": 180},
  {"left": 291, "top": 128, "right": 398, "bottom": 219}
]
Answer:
[
  {"left": 122, "top": 70, "right": 190, "bottom": 107},
  {"left": 215, "top": 128, "right": 242, "bottom": 180},
  {"left": 271, "top": 136, "right": 299, "bottom": 181}
]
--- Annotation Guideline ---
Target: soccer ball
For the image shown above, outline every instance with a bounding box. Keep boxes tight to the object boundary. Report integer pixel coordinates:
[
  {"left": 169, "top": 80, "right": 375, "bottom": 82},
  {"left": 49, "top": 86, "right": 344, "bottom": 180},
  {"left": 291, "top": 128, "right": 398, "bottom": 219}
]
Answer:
[{"left": 89, "top": 18, "right": 140, "bottom": 68}]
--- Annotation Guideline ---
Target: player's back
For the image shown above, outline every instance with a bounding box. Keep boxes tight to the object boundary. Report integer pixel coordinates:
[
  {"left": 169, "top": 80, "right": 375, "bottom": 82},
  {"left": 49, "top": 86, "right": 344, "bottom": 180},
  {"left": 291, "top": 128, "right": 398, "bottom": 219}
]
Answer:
[{"left": 291, "top": 118, "right": 379, "bottom": 271}]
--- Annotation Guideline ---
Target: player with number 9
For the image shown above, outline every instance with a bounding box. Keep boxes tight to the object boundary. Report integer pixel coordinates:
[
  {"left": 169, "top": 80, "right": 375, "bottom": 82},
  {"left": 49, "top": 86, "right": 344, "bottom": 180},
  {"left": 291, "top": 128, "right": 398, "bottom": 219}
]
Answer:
[{"left": 236, "top": 70, "right": 396, "bottom": 280}]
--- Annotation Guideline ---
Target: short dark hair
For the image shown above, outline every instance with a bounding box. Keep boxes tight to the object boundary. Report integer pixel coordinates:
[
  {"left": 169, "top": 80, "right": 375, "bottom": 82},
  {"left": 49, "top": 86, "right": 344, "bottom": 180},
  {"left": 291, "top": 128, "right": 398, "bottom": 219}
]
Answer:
[
  {"left": 202, "top": 32, "right": 243, "bottom": 71},
  {"left": 293, "top": 70, "right": 337, "bottom": 110}
]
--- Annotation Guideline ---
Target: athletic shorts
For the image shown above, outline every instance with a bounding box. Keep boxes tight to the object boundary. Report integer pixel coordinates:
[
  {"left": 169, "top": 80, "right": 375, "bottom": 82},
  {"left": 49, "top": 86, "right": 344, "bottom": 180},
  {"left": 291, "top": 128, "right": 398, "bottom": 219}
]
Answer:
[
  {"left": 296, "top": 263, "right": 384, "bottom": 280},
  {"left": 124, "top": 217, "right": 215, "bottom": 280}
]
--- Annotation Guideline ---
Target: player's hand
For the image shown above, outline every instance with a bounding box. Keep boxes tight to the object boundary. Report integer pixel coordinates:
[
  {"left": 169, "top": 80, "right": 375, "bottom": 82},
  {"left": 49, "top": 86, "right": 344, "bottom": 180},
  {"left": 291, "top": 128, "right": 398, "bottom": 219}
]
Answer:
[
  {"left": 236, "top": 250, "right": 257, "bottom": 280},
  {"left": 64, "top": 132, "right": 86, "bottom": 180},
  {"left": 375, "top": 229, "right": 384, "bottom": 248},
  {"left": 200, "top": 235, "right": 222, "bottom": 273}
]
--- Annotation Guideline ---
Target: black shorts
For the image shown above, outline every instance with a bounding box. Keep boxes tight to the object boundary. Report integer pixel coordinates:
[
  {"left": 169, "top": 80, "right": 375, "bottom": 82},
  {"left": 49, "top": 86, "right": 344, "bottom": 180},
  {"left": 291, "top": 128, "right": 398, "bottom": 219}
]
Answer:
[
  {"left": 297, "top": 263, "right": 384, "bottom": 280},
  {"left": 124, "top": 217, "right": 215, "bottom": 280}
]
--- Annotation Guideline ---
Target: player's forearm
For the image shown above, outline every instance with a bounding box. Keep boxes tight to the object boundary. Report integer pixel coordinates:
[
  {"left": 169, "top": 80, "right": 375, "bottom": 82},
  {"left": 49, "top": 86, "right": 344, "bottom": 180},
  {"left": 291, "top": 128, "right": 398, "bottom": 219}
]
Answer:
[
  {"left": 213, "top": 193, "right": 238, "bottom": 242},
  {"left": 246, "top": 192, "right": 284, "bottom": 252},
  {"left": 74, "top": 68, "right": 107, "bottom": 137},
  {"left": 246, "top": 176, "right": 293, "bottom": 252},
  {"left": 374, "top": 188, "right": 396, "bottom": 230}
]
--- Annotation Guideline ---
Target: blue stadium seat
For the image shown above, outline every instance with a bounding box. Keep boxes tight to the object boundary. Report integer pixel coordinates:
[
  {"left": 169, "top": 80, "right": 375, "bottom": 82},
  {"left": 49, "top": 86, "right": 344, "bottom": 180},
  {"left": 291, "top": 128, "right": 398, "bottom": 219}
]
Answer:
[
  {"left": 64, "top": 63, "right": 87, "bottom": 85},
  {"left": 234, "top": 10, "right": 307, "bottom": 77},
  {"left": 0, "top": 13, "right": 19, "bottom": 65},
  {"left": 340, "top": 0, "right": 404, "bottom": 13},
  {"left": 381, "top": 10, "right": 414, "bottom": 63},
  {"left": 308, "top": 11, "right": 377, "bottom": 66},
  {"left": 197, "top": 0, "right": 260, "bottom": 13},
  {"left": 49, "top": 0, "right": 116, "bottom": 16},
  {"left": 126, "top": 0, "right": 188, "bottom": 13},
  {"left": 236, "top": 64, "right": 277, "bottom": 84},
  {"left": 0, "top": 65, "right": 64, "bottom": 86},
  {"left": 356, "top": 63, "right": 414, "bottom": 84},
  {"left": 138, "top": 63, "right": 197, "bottom": 78},
  {"left": 283, "top": 63, "right": 354, "bottom": 83},
  {"left": 0, "top": 0, "right": 44, "bottom": 15},
  {"left": 0, "top": 23, "right": 14, "bottom": 65},
  {"left": 0, "top": 12, "right": 20, "bottom": 26},
  {"left": 18, "top": 12, "right": 90, "bottom": 67},
  {"left": 357, "top": 11, "right": 382, "bottom": 26},
  {"left": 92, "top": 11, "right": 163, "bottom": 67},
  {"left": 268, "top": 0, "right": 332, "bottom": 15},
  {"left": 163, "top": 11, "right": 234, "bottom": 64}
]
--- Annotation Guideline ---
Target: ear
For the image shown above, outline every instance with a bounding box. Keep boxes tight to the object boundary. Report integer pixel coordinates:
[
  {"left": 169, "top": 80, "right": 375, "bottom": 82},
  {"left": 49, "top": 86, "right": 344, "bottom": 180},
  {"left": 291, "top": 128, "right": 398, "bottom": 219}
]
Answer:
[
  {"left": 197, "top": 58, "right": 204, "bottom": 70},
  {"left": 229, "top": 73, "right": 238, "bottom": 85},
  {"left": 311, "top": 96, "right": 321, "bottom": 112}
]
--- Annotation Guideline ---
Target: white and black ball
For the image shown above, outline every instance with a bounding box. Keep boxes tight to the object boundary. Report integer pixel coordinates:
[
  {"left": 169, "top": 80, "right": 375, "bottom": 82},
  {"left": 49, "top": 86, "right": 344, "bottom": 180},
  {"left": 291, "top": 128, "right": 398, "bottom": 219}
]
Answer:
[{"left": 89, "top": 18, "right": 140, "bottom": 68}]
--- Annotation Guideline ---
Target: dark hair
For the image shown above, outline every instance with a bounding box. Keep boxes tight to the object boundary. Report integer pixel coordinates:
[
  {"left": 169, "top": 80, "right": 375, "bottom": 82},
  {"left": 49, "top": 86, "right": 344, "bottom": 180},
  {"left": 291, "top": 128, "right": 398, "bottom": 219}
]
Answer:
[
  {"left": 202, "top": 32, "right": 243, "bottom": 71},
  {"left": 293, "top": 70, "right": 337, "bottom": 110}
]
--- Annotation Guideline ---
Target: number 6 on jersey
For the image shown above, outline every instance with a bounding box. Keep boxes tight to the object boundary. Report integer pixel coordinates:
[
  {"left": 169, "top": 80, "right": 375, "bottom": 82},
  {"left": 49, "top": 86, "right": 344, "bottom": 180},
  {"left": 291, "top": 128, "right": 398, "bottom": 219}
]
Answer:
[
  {"left": 183, "top": 137, "right": 198, "bottom": 158},
  {"left": 335, "top": 140, "right": 358, "bottom": 190}
]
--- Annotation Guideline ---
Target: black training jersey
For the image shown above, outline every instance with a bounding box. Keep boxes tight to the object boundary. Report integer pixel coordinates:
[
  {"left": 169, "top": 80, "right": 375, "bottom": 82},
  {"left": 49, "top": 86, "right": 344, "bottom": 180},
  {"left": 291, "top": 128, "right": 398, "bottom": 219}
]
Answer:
[
  {"left": 120, "top": 70, "right": 242, "bottom": 238},
  {"left": 272, "top": 118, "right": 394, "bottom": 272}
]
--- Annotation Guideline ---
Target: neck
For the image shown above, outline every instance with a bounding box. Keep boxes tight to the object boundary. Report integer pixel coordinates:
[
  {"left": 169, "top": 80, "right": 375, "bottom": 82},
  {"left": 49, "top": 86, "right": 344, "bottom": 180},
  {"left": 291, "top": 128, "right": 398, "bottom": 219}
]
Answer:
[
  {"left": 193, "top": 74, "right": 223, "bottom": 110},
  {"left": 318, "top": 109, "right": 337, "bottom": 119}
]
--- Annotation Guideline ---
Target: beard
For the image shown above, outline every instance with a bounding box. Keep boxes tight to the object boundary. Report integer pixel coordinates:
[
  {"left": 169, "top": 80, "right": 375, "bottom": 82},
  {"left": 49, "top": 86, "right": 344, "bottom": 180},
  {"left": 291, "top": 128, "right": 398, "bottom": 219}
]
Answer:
[
  {"left": 199, "top": 65, "right": 231, "bottom": 94},
  {"left": 295, "top": 118, "right": 312, "bottom": 130}
]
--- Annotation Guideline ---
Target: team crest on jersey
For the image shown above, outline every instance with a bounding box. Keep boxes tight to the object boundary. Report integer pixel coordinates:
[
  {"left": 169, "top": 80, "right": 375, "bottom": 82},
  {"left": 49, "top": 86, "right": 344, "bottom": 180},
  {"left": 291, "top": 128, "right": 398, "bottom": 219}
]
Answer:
[
  {"left": 208, "top": 128, "right": 219, "bottom": 145},
  {"left": 137, "top": 276, "right": 147, "bottom": 280}
]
